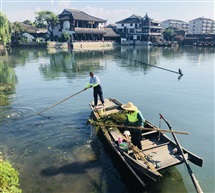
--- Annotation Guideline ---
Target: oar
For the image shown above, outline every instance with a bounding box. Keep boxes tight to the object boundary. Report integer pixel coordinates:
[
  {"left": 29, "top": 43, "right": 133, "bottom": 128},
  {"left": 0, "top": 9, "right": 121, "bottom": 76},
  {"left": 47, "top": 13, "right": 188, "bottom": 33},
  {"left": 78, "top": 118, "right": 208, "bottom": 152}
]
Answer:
[
  {"left": 90, "top": 122, "right": 189, "bottom": 135},
  {"left": 159, "top": 113, "right": 203, "bottom": 193},
  {"left": 75, "top": 48, "right": 183, "bottom": 76},
  {"left": 106, "top": 53, "right": 183, "bottom": 75},
  {"left": 36, "top": 89, "right": 87, "bottom": 115}
]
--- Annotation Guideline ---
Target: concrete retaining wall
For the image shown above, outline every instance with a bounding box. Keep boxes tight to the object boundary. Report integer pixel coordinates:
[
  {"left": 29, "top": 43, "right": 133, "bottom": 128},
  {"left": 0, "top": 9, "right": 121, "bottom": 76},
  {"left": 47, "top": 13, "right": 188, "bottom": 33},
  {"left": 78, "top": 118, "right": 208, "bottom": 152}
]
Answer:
[
  {"left": 47, "top": 41, "right": 68, "bottom": 49},
  {"left": 73, "top": 41, "right": 114, "bottom": 50}
]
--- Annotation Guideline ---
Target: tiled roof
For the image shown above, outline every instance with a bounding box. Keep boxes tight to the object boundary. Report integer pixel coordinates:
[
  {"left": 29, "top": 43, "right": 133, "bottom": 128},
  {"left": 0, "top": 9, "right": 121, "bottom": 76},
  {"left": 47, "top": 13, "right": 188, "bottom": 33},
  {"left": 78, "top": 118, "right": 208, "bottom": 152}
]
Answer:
[
  {"left": 75, "top": 27, "right": 119, "bottom": 37},
  {"left": 104, "top": 28, "right": 120, "bottom": 37},
  {"left": 189, "top": 17, "right": 214, "bottom": 22},
  {"left": 61, "top": 9, "right": 106, "bottom": 22},
  {"left": 106, "top": 24, "right": 116, "bottom": 28},
  {"left": 15, "top": 22, "right": 47, "bottom": 34},
  {"left": 116, "top": 14, "right": 142, "bottom": 24},
  {"left": 19, "top": 23, "right": 38, "bottom": 33},
  {"left": 162, "top": 19, "right": 187, "bottom": 23},
  {"left": 59, "top": 16, "right": 71, "bottom": 21}
]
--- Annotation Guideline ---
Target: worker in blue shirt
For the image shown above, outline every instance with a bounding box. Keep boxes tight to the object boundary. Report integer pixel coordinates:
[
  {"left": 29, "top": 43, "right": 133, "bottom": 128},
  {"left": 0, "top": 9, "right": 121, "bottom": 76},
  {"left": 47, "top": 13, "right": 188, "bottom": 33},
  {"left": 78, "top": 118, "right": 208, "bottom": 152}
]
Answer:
[{"left": 84, "top": 72, "right": 104, "bottom": 107}]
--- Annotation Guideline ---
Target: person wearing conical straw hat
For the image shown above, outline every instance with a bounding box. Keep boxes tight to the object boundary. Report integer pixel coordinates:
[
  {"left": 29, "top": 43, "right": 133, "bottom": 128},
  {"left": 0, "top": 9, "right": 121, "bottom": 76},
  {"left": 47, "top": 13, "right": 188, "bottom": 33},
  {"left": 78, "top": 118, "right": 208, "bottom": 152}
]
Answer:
[{"left": 121, "top": 102, "right": 145, "bottom": 150}]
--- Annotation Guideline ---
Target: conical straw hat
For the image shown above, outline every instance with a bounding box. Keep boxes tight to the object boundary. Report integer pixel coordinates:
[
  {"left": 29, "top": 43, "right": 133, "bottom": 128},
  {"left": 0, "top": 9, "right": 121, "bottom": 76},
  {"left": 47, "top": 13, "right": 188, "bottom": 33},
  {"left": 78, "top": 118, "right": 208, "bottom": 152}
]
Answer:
[{"left": 121, "top": 102, "right": 138, "bottom": 111}]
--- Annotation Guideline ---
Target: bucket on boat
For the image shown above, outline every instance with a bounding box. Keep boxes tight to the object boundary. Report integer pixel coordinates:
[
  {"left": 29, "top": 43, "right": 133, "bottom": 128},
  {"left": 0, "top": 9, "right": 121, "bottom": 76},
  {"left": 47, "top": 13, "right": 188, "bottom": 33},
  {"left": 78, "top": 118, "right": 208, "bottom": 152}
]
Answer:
[
  {"left": 96, "top": 107, "right": 104, "bottom": 115},
  {"left": 119, "top": 142, "right": 129, "bottom": 153},
  {"left": 123, "top": 130, "right": 131, "bottom": 136}
]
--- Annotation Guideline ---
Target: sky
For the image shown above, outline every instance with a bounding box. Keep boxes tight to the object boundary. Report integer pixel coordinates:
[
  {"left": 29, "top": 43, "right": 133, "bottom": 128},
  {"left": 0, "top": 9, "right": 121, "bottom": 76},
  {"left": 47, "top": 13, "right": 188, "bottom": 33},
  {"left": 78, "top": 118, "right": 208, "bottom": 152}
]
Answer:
[{"left": 1, "top": 0, "right": 214, "bottom": 24}]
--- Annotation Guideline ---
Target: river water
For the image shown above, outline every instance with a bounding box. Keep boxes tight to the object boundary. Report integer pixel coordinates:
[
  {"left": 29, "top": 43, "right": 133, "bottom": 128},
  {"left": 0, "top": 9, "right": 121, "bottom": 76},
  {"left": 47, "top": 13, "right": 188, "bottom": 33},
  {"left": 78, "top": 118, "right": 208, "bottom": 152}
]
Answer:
[{"left": 0, "top": 45, "right": 214, "bottom": 193}]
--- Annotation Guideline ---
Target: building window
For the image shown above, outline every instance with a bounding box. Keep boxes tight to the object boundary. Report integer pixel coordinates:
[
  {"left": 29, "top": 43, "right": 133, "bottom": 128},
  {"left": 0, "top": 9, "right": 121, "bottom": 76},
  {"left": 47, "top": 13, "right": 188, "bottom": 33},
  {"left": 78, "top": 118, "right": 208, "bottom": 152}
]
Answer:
[
  {"left": 130, "top": 23, "right": 133, "bottom": 26},
  {"left": 122, "top": 24, "right": 124, "bottom": 27},
  {"left": 60, "top": 22, "right": 63, "bottom": 29}
]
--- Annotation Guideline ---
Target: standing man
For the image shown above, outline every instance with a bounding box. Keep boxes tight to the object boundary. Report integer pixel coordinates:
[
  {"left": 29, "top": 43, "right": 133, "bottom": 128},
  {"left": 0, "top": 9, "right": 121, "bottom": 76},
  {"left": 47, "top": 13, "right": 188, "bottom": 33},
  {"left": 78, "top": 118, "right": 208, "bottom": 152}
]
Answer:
[
  {"left": 84, "top": 72, "right": 105, "bottom": 107},
  {"left": 121, "top": 102, "right": 145, "bottom": 150}
]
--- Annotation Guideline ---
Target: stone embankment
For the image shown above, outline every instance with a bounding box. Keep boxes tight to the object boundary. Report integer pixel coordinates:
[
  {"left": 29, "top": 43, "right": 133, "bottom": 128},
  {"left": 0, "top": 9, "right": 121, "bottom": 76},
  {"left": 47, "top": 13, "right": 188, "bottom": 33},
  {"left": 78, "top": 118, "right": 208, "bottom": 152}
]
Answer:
[
  {"left": 0, "top": 41, "right": 115, "bottom": 51},
  {"left": 73, "top": 41, "right": 114, "bottom": 50},
  {"left": 47, "top": 42, "right": 68, "bottom": 49},
  {"left": 47, "top": 41, "right": 115, "bottom": 50}
]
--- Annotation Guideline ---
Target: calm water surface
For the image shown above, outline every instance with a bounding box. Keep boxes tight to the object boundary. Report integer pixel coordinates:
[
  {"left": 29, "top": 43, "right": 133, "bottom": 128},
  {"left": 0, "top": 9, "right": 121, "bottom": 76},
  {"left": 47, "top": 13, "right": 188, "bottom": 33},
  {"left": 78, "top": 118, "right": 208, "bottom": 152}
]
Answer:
[{"left": 0, "top": 46, "right": 214, "bottom": 193}]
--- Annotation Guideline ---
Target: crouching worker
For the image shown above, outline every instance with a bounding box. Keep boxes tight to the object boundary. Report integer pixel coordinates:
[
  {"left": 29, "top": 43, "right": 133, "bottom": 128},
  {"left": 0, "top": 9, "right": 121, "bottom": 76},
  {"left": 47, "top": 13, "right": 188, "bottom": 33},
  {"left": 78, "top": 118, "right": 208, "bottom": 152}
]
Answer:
[{"left": 121, "top": 102, "right": 145, "bottom": 150}]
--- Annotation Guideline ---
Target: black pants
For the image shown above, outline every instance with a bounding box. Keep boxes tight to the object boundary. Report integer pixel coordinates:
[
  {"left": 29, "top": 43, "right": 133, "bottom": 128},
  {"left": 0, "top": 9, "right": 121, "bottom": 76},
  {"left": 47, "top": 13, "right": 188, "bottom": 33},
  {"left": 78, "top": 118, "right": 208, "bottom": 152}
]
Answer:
[
  {"left": 130, "top": 130, "right": 142, "bottom": 150},
  {"left": 93, "top": 84, "right": 104, "bottom": 106}
]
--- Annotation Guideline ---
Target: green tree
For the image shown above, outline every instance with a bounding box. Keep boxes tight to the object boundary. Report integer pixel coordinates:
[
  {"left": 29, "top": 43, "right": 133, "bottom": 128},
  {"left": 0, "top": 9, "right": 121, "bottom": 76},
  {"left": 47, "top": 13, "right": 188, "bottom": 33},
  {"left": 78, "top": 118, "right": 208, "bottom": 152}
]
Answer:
[
  {"left": 23, "top": 20, "right": 34, "bottom": 26},
  {"left": 34, "top": 11, "right": 59, "bottom": 40},
  {"left": 0, "top": 12, "right": 12, "bottom": 46},
  {"left": 62, "top": 32, "right": 70, "bottom": 42},
  {"left": 12, "top": 22, "right": 25, "bottom": 44},
  {"left": 162, "top": 29, "right": 175, "bottom": 41}
]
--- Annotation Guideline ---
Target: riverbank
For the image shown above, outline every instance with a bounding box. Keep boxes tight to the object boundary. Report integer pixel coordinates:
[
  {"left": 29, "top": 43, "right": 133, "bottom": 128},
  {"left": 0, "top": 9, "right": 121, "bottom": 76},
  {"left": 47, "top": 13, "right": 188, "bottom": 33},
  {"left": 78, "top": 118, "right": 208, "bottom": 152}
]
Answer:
[
  {"left": 73, "top": 41, "right": 115, "bottom": 50},
  {"left": 9, "top": 41, "right": 115, "bottom": 51}
]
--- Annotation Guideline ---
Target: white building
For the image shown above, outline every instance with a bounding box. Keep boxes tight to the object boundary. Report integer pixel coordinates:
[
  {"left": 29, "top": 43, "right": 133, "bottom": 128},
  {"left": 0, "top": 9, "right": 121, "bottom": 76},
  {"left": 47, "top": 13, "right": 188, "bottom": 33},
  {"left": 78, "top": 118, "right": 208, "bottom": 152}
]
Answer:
[
  {"left": 115, "top": 14, "right": 142, "bottom": 44},
  {"left": 50, "top": 9, "right": 107, "bottom": 42},
  {"left": 189, "top": 17, "right": 215, "bottom": 34},
  {"left": 161, "top": 19, "right": 189, "bottom": 31},
  {"left": 115, "top": 13, "right": 162, "bottom": 45}
]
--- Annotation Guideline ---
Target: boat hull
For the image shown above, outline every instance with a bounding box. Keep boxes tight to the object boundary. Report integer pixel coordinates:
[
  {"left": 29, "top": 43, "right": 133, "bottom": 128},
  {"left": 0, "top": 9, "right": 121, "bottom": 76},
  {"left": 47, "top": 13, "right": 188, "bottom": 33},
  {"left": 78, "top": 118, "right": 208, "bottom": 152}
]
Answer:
[{"left": 89, "top": 98, "right": 203, "bottom": 182}]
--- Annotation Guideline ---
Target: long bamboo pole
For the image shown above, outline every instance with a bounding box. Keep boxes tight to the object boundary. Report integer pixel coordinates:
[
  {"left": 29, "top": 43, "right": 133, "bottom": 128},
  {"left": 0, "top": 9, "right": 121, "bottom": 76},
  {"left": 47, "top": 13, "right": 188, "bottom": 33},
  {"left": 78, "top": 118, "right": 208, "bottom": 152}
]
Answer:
[
  {"left": 91, "top": 122, "right": 189, "bottom": 135},
  {"left": 107, "top": 53, "right": 183, "bottom": 75},
  {"left": 123, "top": 134, "right": 162, "bottom": 177},
  {"left": 36, "top": 89, "right": 87, "bottom": 115},
  {"left": 159, "top": 113, "right": 203, "bottom": 193}
]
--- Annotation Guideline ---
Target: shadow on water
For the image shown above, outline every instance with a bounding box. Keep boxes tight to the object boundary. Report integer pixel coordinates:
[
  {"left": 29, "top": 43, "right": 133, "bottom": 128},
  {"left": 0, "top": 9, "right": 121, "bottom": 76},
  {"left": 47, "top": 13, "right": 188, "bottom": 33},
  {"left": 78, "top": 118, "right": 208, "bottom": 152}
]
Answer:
[{"left": 41, "top": 160, "right": 97, "bottom": 176}]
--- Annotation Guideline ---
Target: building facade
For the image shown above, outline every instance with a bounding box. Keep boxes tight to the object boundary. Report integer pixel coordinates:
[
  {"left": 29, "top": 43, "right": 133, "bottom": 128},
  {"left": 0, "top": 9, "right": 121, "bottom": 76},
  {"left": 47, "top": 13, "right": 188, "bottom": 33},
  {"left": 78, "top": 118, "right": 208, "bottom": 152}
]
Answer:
[
  {"left": 161, "top": 19, "right": 189, "bottom": 31},
  {"left": 115, "top": 13, "right": 162, "bottom": 45},
  {"left": 189, "top": 17, "right": 215, "bottom": 34},
  {"left": 51, "top": 9, "right": 119, "bottom": 43}
]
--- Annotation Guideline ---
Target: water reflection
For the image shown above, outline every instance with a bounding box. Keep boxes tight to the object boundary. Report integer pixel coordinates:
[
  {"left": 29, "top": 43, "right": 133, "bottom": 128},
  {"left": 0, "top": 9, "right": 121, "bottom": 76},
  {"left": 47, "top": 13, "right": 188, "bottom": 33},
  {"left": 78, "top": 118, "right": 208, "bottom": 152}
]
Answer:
[
  {"left": 2, "top": 46, "right": 213, "bottom": 83},
  {"left": 0, "top": 46, "right": 214, "bottom": 193},
  {"left": 0, "top": 61, "right": 17, "bottom": 107}
]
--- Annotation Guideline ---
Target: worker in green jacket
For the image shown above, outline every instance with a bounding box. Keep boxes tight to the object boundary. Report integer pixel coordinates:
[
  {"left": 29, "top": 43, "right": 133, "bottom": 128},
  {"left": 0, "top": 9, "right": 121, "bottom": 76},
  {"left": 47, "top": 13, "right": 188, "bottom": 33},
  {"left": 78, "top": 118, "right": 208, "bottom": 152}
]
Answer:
[{"left": 121, "top": 102, "right": 145, "bottom": 150}]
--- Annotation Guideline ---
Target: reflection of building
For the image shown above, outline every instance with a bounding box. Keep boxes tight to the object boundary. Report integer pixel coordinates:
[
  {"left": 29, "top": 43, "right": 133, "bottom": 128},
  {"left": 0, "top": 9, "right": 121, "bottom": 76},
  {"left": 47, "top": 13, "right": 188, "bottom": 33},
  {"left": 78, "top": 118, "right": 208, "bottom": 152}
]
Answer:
[
  {"left": 115, "top": 13, "right": 162, "bottom": 45},
  {"left": 189, "top": 17, "right": 215, "bottom": 34},
  {"left": 161, "top": 19, "right": 189, "bottom": 31},
  {"left": 51, "top": 9, "right": 119, "bottom": 43},
  {"left": 118, "top": 46, "right": 161, "bottom": 72}
]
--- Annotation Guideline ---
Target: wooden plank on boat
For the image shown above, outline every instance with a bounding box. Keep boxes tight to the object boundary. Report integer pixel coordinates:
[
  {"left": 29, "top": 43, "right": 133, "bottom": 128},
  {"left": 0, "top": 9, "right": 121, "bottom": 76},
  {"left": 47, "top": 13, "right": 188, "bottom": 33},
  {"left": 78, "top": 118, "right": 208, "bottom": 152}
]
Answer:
[
  {"left": 142, "top": 142, "right": 170, "bottom": 151},
  {"left": 91, "top": 98, "right": 123, "bottom": 118},
  {"left": 142, "top": 130, "right": 158, "bottom": 136},
  {"left": 109, "top": 128, "right": 123, "bottom": 141},
  {"left": 157, "top": 153, "right": 188, "bottom": 170},
  {"left": 141, "top": 139, "right": 155, "bottom": 147}
]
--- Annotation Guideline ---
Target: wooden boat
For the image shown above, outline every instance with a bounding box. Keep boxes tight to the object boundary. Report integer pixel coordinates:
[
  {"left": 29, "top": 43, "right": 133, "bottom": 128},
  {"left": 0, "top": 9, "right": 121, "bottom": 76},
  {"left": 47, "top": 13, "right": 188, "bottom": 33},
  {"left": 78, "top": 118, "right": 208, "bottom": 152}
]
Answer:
[{"left": 89, "top": 98, "right": 203, "bottom": 184}]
